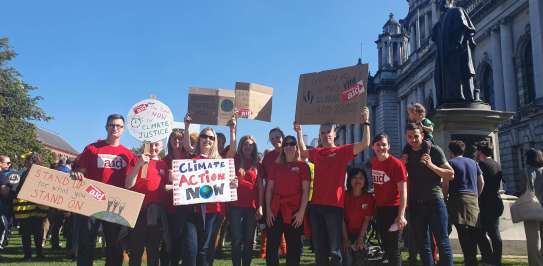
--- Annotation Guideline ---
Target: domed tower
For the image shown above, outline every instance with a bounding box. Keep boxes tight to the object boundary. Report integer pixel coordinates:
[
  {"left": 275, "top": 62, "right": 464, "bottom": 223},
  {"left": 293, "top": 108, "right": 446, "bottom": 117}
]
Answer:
[{"left": 376, "top": 13, "right": 409, "bottom": 70}]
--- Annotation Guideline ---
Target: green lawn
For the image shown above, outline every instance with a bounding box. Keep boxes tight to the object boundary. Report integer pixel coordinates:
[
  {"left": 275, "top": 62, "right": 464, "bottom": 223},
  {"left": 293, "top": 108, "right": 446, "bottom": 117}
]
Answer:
[{"left": 0, "top": 228, "right": 528, "bottom": 265}]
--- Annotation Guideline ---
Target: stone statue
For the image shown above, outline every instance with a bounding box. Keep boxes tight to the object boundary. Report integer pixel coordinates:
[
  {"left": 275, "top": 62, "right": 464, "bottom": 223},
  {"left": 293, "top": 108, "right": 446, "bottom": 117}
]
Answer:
[{"left": 432, "top": 0, "right": 480, "bottom": 106}]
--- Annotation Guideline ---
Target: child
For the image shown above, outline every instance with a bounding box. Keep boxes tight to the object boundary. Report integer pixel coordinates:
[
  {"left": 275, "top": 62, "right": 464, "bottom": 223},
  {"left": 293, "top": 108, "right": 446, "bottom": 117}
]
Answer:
[
  {"left": 402, "top": 103, "right": 433, "bottom": 161},
  {"left": 342, "top": 168, "right": 375, "bottom": 266}
]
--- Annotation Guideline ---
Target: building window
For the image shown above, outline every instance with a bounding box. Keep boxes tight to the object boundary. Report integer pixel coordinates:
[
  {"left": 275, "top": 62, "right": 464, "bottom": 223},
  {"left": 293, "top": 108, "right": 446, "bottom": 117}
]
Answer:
[
  {"left": 515, "top": 30, "right": 536, "bottom": 106},
  {"left": 393, "top": 42, "right": 398, "bottom": 66}
]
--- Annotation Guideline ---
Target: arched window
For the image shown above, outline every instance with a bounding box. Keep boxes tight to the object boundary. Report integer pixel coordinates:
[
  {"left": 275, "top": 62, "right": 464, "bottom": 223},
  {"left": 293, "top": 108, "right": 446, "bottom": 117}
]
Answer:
[
  {"left": 515, "top": 27, "right": 536, "bottom": 106},
  {"left": 476, "top": 61, "right": 494, "bottom": 108}
]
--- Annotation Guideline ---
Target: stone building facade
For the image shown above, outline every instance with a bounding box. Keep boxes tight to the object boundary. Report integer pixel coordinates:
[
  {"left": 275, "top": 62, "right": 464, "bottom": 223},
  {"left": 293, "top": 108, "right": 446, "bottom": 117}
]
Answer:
[{"left": 337, "top": 0, "right": 543, "bottom": 194}]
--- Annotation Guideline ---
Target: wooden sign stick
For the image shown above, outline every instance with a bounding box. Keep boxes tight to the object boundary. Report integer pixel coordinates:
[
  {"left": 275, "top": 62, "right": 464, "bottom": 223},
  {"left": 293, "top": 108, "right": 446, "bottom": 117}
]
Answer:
[{"left": 141, "top": 142, "right": 150, "bottom": 179}]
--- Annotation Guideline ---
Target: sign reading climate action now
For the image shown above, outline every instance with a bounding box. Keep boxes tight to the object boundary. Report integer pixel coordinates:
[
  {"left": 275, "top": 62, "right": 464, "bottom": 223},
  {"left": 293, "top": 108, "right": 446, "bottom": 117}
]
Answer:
[{"left": 171, "top": 159, "right": 237, "bottom": 205}]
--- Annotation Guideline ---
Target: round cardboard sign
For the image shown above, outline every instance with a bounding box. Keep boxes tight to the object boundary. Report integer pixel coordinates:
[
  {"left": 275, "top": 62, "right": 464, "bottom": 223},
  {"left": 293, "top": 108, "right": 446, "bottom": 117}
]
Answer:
[{"left": 127, "top": 99, "right": 174, "bottom": 143}]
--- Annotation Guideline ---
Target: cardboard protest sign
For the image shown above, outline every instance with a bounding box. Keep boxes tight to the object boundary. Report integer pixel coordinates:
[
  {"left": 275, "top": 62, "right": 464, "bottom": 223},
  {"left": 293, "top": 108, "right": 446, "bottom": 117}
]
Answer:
[
  {"left": 171, "top": 159, "right": 237, "bottom": 205},
  {"left": 127, "top": 98, "right": 174, "bottom": 143},
  {"left": 234, "top": 82, "right": 273, "bottom": 121},
  {"left": 17, "top": 165, "right": 144, "bottom": 228},
  {"left": 295, "top": 64, "right": 369, "bottom": 124},
  {"left": 188, "top": 88, "right": 235, "bottom": 126}
]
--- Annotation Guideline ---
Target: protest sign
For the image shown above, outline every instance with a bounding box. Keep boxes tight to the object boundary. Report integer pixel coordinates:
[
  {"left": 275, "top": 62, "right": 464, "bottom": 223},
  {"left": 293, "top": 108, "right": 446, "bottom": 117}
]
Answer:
[
  {"left": 17, "top": 165, "right": 144, "bottom": 228},
  {"left": 234, "top": 82, "right": 273, "bottom": 121},
  {"left": 188, "top": 88, "right": 235, "bottom": 126},
  {"left": 295, "top": 64, "right": 369, "bottom": 124},
  {"left": 127, "top": 98, "right": 174, "bottom": 143},
  {"left": 171, "top": 158, "right": 237, "bottom": 205}
]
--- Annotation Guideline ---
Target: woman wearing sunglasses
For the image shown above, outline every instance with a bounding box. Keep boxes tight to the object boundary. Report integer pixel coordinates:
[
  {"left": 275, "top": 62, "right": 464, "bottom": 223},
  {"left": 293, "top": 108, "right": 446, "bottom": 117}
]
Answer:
[
  {"left": 180, "top": 113, "right": 236, "bottom": 266},
  {"left": 265, "top": 135, "right": 310, "bottom": 266}
]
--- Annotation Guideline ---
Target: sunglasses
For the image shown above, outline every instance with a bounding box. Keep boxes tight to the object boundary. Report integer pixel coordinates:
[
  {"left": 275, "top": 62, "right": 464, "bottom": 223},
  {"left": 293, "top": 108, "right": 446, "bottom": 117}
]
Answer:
[
  {"left": 199, "top": 134, "right": 216, "bottom": 141},
  {"left": 284, "top": 141, "right": 297, "bottom": 147},
  {"left": 107, "top": 124, "right": 124, "bottom": 129}
]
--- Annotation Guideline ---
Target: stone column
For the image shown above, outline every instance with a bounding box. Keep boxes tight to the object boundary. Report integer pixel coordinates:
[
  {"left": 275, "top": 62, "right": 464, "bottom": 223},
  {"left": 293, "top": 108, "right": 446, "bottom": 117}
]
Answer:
[
  {"left": 416, "top": 9, "right": 422, "bottom": 49},
  {"left": 388, "top": 40, "right": 393, "bottom": 66},
  {"left": 500, "top": 18, "right": 518, "bottom": 112},
  {"left": 354, "top": 123, "right": 362, "bottom": 165},
  {"left": 384, "top": 42, "right": 389, "bottom": 67},
  {"left": 400, "top": 98, "right": 407, "bottom": 148},
  {"left": 490, "top": 26, "right": 505, "bottom": 110},
  {"left": 417, "top": 86, "right": 424, "bottom": 103},
  {"left": 410, "top": 24, "right": 417, "bottom": 53},
  {"left": 529, "top": 0, "right": 543, "bottom": 98}
]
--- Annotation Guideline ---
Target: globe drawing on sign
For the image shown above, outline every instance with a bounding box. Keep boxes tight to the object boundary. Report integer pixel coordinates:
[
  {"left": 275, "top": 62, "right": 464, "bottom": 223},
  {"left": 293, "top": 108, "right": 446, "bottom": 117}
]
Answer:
[
  {"left": 92, "top": 211, "right": 130, "bottom": 227},
  {"left": 199, "top": 185, "right": 214, "bottom": 199},
  {"left": 220, "top": 99, "right": 234, "bottom": 112}
]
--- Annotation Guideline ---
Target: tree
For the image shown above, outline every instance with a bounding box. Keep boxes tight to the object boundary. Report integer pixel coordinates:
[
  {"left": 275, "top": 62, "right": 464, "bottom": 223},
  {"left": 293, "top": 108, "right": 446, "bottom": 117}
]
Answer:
[{"left": 0, "top": 37, "right": 54, "bottom": 169}]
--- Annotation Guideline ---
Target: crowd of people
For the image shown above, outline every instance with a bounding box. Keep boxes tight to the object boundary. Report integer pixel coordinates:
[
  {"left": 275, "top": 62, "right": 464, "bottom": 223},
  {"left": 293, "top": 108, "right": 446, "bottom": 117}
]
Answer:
[{"left": 0, "top": 102, "right": 541, "bottom": 266}]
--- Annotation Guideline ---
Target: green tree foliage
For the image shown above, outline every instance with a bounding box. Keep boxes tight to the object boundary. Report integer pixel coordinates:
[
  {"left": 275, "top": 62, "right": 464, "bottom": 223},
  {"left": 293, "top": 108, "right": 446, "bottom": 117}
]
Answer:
[{"left": 0, "top": 37, "right": 54, "bottom": 169}]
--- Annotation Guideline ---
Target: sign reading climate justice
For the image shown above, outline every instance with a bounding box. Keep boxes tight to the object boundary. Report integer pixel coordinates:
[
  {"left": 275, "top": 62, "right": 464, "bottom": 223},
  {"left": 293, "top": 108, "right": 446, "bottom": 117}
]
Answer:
[
  {"left": 127, "top": 98, "right": 174, "bottom": 143},
  {"left": 171, "top": 159, "right": 237, "bottom": 205},
  {"left": 17, "top": 165, "right": 144, "bottom": 228}
]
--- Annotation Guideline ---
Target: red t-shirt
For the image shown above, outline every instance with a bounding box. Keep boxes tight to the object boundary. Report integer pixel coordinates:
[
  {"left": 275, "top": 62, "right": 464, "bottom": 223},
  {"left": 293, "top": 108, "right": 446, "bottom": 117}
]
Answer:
[
  {"left": 371, "top": 155, "right": 407, "bottom": 207},
  {"left": 344, "top": 192, "right": 375, "bottom": 235},
  {"left": 308, "top": 144, "right": 354, "bottom": 208},
  {"left": 75, "top": 140, "right": 136, "bottom": 188},
  {"left": 261, "top": 149, "right": 280, "bottom": 181},
  {"left": 130, "top": 159, "right": 168, "bottom": 207},
  {"left": 268, "top": 161, "right": 310, "bottom": 223},
  {"left": 231, "top": 155, "right": 259, "bottom": 209}
]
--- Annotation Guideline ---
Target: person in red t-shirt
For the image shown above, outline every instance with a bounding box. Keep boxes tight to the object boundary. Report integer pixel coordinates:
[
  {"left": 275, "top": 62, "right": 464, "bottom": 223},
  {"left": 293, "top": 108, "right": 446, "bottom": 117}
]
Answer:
[
  {"left": 265, "top": 135, "right": 310, "bottom": 266},
  {"left": 341, "top": 168, "right": 375, "bottom": 266},
  {"left": 160, "top": 128, "right": 189, "bottom": 266},
  {"left": 259, "top": 128, "right": 287, "bottom": 259},
  {"left": 370, "top": 133, "right": 407, "bottom": 266},
  {"left": 180, "top": 113, "right": 236, "bottom": 266},
  {"left": 229, "top": 134, "right": 261, "bottom": 266},
  {"left": 70, "top": 114, "right": 136, "bottom": 266},
  {"left": 293, "top": 107, "right": 371, "bottom": 266},
  {"left": 125, "top": 141, "right": 169, "bottom": 266}
]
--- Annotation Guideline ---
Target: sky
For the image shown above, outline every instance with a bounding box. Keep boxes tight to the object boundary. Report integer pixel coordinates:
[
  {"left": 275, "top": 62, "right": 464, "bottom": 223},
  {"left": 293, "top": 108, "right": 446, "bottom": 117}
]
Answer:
[{"left": 1, "top": 0, "right": 408, "bottom": 152}]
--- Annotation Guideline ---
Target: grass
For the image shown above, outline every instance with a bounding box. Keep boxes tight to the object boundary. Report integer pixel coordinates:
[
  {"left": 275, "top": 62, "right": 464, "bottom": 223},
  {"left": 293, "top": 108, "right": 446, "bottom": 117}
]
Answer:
[{"left": 0, "top": 228, "right": 528, "bottom": 265}]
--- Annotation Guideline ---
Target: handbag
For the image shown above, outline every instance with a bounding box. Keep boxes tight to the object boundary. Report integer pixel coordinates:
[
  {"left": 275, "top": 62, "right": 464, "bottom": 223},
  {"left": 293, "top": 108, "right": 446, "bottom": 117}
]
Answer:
[{"left": 510, "top": 171, "right": 543, "bottom": 223}]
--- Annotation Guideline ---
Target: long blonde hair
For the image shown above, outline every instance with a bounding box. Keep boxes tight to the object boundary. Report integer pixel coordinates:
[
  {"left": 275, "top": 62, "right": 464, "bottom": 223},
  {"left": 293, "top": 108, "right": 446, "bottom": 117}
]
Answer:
[
  {"left": 194, "top": 128, "right": 221, "bottom": 159},
  {"left": 237, "top": 135, "right": 258, "bottom": 169}
]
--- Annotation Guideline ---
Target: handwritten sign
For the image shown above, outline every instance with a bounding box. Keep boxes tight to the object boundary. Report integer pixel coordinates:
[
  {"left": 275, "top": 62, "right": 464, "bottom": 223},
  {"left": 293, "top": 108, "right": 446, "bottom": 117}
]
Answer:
[
  {"left": 127, "top": 99, "right": 174, "bottom": 143},
  {"left": 295, "top": 64, "right": 369, "bottom": 124},
  {"left": 188, "top": 88, "right": 235, "bottom": 126},
  {"left": 235, "top": 82, "right": 273, "bottom": 121},
  {"left": 171, "top": 159, "right": 237, "bottom": 205},
  {"left": 17, "top": 165, "right": 144, "bottom": 228}
]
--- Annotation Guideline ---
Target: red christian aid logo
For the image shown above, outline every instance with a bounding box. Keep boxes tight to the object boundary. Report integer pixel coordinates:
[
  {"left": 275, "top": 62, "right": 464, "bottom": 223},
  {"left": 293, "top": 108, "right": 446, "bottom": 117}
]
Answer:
[{"left": 85, "top": 184, "right": 106, "bottom": 201}]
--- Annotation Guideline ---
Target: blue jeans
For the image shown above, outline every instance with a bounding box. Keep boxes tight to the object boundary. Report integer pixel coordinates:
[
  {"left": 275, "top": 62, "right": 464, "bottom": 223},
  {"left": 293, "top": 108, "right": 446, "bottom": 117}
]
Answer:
[
  {"left": 409, "top": 199, "right": 453, "bottom": 266},
  {"left": 181, "top": 212, "right": 221, "bottom": 266},
  {"left": 309, "top": 204, "right": 343, "bottom": 266},
  {"left": 228, "top": 207, "right": 257, "bottom": 266},
  {"left": 74, "top": 214, "right": 123, "bottom": 266}
]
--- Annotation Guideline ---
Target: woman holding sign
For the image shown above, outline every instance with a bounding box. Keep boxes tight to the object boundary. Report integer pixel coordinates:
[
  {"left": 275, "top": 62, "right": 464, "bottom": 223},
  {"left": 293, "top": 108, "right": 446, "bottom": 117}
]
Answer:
[
  {"left": 125, "top": 141, "right": 169, "bottom": 266},
  {"left": 229, "top": 134, "right": 261, "bottom": 266},
  {"left": 181, "top": 113, "right": 236, "bottom": 266},
  {"left": 265, "top": 135, "right": 310, "bottom": 266}
]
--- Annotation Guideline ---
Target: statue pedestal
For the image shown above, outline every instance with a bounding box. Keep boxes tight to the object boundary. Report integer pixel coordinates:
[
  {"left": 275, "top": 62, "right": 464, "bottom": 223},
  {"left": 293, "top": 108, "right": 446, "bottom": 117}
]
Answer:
[{"left": 430, "top": 106, "right": 514, "bottom": 158}]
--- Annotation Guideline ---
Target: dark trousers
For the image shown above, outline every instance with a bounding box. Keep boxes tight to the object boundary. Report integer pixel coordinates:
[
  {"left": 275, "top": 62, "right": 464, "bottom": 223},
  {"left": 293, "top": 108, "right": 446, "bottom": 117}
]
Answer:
[
  {"left": 160, "top": 212, "right": 183, "bottom": 266},
  {"left": 266, "top": 215, "right": 303, "bottom": 266},
  {"left": 309, "top": 204, "right": 343, "bottom": 266},
  {"left": 128, "top": 210, "right": 162, "bottom": 266},
  {"left": 409, "top": 199, "right": 453, "bottom": 266},
  {"left": 228, "top": 207, "right": 257, "bottom": 266},
  {"left": 455, "top": 224, "right": 479, "bottom": 266},
  {"left": 19, "top": 217, "right": 44, "bottom": 258},
  {"left": 477, "top": 214, "right": 502, "bottom": 265},
  {"left": 376, "top": 206, "right": 401, "bottom": 266},
  {"left": 48, "top": 209, "right": 64, "bottom": 249},
  {"left": 74, "top": 214, "right": 123, "bottom": 266},
  {"left": 182, "top": 212, "right": 222, "bottom": 266}
]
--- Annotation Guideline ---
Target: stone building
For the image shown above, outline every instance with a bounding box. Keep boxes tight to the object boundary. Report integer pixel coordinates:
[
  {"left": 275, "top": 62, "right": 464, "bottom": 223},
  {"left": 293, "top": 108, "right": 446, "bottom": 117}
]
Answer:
[
  {"left": 337, "top": 0, "right": 543, "bottom": 193},
  {"left": 36, "top": 127, "right": 78, "bottom": 160}
]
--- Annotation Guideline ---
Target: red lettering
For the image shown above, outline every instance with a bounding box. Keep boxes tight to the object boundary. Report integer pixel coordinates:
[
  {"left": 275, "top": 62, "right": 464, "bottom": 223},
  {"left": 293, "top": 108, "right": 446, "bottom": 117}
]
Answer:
[{"left": 217, "top": 173, "right": 225, "bottom": 180}]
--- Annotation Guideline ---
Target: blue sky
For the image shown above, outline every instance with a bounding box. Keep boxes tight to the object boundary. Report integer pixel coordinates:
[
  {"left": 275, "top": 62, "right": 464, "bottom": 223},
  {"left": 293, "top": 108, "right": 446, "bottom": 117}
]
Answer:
[{"left": 1, "top": 0, "right": 408, "bottom": 152}]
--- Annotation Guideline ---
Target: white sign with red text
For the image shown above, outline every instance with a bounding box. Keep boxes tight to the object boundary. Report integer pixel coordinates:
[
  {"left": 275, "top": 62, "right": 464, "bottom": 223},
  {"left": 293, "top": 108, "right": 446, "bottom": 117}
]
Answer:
[{"left": 127, "top": 98, "right": 174, "bottom": 143}]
